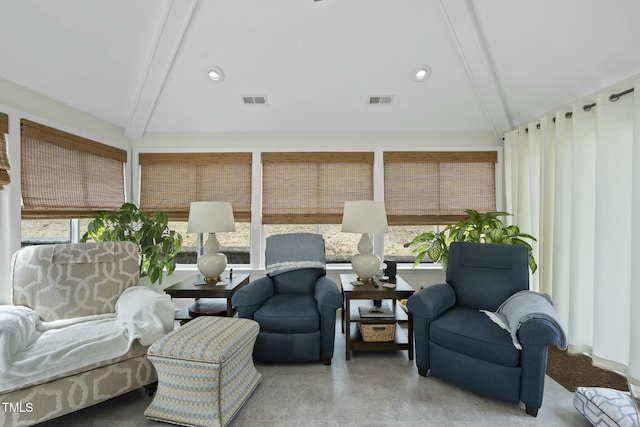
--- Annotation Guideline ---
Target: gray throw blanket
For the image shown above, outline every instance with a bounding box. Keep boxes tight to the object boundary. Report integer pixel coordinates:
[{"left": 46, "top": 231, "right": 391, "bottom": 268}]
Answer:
[
  {"left": 481, "top": 290, "right": 567, "bottom": 350},
  {"left": 265, "top": 233, "right": 326, "bottom": 276}
]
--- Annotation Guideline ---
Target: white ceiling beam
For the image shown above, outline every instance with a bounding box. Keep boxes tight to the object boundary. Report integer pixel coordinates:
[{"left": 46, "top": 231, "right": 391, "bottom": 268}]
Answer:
[
  {"left": 124, "top": 0, "right": 198, "bottom": 140},
  {"left": 439, "top": 0, "right": 512, "bottom": 137}
]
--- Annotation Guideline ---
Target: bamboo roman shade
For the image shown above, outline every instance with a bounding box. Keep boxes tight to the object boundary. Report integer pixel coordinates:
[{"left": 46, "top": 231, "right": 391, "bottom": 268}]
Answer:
[
  {"left": 0, "top": 112, "right": 9, "bottom": 189},
  {"left": 138, "top": 152, "right": 252, "bottom": 221},
  {"left": 20, "top": 119, "right": 127, "bottom": 219},
  {"left": 262, "top": 152, "right": 374, "bottom": 224},
  {"left": 384, "top": 151, "right": 497, "bottom": 225}
]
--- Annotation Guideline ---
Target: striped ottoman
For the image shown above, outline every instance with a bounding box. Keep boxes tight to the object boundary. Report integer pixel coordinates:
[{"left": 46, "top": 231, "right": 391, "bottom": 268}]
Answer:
[{"left": 144, "top": 316, "right": 261, "bottom": 427}]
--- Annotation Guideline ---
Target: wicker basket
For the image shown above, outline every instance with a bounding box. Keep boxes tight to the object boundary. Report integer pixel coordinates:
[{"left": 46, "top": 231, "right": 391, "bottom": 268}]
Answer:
[{"left": 359, "top": 323, "right": 396, "bottom": 342}]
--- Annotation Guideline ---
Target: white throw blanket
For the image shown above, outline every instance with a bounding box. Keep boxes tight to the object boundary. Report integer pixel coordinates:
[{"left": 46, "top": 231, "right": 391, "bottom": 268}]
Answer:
[{"left": 0, "top": 286, "right": 174, "bottom": 393}]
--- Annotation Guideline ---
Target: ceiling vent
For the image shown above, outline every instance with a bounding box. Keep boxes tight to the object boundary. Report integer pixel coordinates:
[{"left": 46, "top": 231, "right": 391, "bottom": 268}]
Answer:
[
  {"left": 242, "top": 96, "right": 268, "bottom": 105},
  {"left": 368, "top": 95, "right": 393, "bottom": 105}
]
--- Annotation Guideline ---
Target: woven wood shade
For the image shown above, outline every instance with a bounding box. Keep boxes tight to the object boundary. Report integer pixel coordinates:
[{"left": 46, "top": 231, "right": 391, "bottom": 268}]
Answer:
[
  {"left": 138, "top": 152, "right": 252, "bottom": 221},
  {"left": 0, "top": 112, "right": 9, "bottom": 189},
  {"left": 384, "top": 151, "right": 497, "bottom": 225},
  {"left": 262, "top": 152, "right": 374, "bottom": 224},
  {"left": 20, "top": 120, "right": 127, "bottom": 219}
]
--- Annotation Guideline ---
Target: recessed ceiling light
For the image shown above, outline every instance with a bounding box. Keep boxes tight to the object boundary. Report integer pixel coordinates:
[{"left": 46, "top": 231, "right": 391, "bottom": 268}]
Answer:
[
  {"left": 207, "top": 66, "right": 225, "bottom": 83},
  {"left": 412, "top": 65, "right": 431, "bottom": 82}
]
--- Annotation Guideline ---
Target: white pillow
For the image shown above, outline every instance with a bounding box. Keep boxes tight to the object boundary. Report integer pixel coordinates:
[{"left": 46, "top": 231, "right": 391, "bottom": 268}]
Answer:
[{"left": 574, "top": 386, "right": 639, "bottom": 427}]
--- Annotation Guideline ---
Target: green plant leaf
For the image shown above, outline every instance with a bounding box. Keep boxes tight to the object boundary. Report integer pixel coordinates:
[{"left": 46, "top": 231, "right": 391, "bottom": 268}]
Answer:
[
  {"left": 426, "top": 244, "right": 443, "bottom": 264},
  {"left": 468, "top": 228, "right": 481, "bottom": 242},
  {"left": 412, "top": 249, "right": 429, "bottom": 267},
  {"left": 405, "top": 209, "right": 537, "bottom": 274},
  {"left": 81, "top": 202, "right": 182, "bottom": 285}
]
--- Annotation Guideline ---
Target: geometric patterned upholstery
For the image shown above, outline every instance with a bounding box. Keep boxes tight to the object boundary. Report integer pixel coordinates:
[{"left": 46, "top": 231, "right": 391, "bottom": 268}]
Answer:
[
  {"left": 145, "top": 316, "right": 262, "bottom": 427},
  {"left": 574, "top": 387, "right": 640, "bottom": 427},
  {"left": 0, "top": 350, "right": 155, "bottom": 427},
  {"left": 2, "top": 241, "right": 157, "bottom": 427},
  {"left": 11, "top": 241, "right": 139, "bottom": 321}
]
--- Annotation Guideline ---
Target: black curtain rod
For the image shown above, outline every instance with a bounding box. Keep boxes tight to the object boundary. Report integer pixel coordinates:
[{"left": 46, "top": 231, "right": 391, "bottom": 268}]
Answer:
[
  {"left": 566, "top": 87, "right": 634, "bottom": 119},
  {"left": 524, "top": 87, "right": 635, "bottom": 131}
]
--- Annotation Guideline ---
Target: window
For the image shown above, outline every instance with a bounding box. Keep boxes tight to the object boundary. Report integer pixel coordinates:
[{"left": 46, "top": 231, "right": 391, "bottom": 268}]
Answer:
[
  {"left": 127, "top": 149, "right": 498, "bottom": 268},
  {"left": 0, "top": 112, "right": 9, "bottom": 189},
  {"left": 22, "top": 215, "right": 112, "bottom": 248},
  {"left": 384, "top": 151, "right": 497, "bottom": 225},
  {"left": 138, "top": 152, "right": 252, "bottom": 264},
  {"left": 264, "top": 224, "right": 361, "bottom": 263},
  {"left": 171, "top": 221, "right": 251, "bottom": 265},
  {"left": 261, "top": 152, "right": 374, "bottom": 262},
  {"left": 21, "top": 219, "right": 71, "bottom": 245},
  {"left": 384, "top": 225, "right": 439, "bottom": 264},
  {"left": 261, "top": 152, "right": 374, "bottom": 224},
  {"left": 138, "top": 152, "right": 252, "bottom": 221},
  {"left": 20, "top": 119, "right": 127, "bottom": 219},
  {"left": 383, "top": 151, "right": 497, "bottom": 263},
  {"left": 19, "top": 120, "right": 127, "bottom": 247}
]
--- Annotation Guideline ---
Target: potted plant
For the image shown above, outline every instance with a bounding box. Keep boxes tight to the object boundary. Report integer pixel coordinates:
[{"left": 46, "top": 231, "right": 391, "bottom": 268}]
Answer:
[
  {"left": 81, "top": 202, "right": 183, "bottom": 285},
  {"left": 404, "top": 209, "right": 537, "bottom": 273}
]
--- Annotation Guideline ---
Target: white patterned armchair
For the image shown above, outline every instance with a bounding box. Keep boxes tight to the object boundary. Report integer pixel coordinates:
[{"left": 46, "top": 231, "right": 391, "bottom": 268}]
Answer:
[{"left": 1, "top": 242, "right": 171, "bottom": 427}]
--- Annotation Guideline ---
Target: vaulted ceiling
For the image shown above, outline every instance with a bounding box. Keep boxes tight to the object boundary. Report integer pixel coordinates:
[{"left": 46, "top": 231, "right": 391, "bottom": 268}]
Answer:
[{"left": 1, "top": 0, "right": 639, "bottom": 140}]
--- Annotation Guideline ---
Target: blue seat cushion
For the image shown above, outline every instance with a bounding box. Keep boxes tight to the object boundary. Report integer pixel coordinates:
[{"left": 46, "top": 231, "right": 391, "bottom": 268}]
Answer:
[
  {"left": 430, "top": 306, "right": 520, "bottom": 367},
  {"left": 254, "top": 294, "right": 319, "bottom": 333}
]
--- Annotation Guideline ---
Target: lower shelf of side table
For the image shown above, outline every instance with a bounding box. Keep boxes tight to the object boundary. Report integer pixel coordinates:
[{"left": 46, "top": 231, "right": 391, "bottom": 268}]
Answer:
[
  {"left": 348, "top": 322, "right": 409, "bottom": 352},
  {"left": 347, "top": 300, "right": 411, "bottom": 355}
]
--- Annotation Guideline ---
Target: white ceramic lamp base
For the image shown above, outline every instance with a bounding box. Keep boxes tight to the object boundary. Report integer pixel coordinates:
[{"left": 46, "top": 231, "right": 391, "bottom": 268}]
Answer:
[
  {"left": 351, "top": 253, "right": 381, "bottom": 281},
  {"left": 351, "top": 233, "right": 381, "bottom": 281},
  {"left": 197, "top": 233, "right": 227, "bottom": 280},
  {"left": 197, "top": 253, "right": 227, "bottom": 280}
]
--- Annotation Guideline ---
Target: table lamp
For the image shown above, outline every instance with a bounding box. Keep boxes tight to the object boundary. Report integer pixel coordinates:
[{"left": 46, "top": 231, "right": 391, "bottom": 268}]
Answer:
[
  {"left": 341, "top": 200, "right": 389, "bottom": 281},
  {"left": 187, "top": 201, "right": 236, "bottom": 281}
]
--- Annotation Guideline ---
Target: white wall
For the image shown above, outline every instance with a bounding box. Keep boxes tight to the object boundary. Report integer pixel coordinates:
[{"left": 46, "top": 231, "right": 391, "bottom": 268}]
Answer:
[
  {"left": 135, "top": 130, "right": 500, "bottom": 149},
  {"left": 0, "top": 77, "right": 131, "bottom": 147}
]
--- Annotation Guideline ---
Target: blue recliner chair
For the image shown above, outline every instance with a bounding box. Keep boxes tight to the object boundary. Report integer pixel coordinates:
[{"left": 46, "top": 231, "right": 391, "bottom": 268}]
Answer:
[
  {"left": 407, "top": 242, "right": 564, "bottom": 416},
  {"left": 231, "top": 233, "right": 342, "bottom": 365}
]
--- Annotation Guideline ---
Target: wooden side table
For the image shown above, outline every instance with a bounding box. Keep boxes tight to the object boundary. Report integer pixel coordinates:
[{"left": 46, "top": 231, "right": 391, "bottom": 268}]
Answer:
[
  {"left": 340, "top": 274, "right": 415, "bottom": 361},
  {"left": 163, "top": 273, "right": 250, "bottom": 321}
]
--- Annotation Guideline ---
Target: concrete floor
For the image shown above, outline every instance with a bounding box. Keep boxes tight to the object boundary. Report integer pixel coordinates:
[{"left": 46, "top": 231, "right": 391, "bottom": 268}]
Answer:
[{"left": 37, "top": 321, "right": 590, "bottom": 427}]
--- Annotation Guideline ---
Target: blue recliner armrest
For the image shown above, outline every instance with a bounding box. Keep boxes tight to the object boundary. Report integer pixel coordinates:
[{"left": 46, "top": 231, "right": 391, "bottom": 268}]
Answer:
[
  {"left": 314, "top": 276, "right": 342, "bottom": 309},
  {"left": 231, "top": 276, "right": 275, "bottom": 318},
  {"left": 313, "top": 275, "right": 341, "bottom": 364},
  {"left": 407, "top": 283, "right": 456, "bottom": 320},
  {"left": 519, "top": 317, "right": 563, "bottom": 347},
  {"left": 407, "top": 282, "right": 456, "bottom": 376}
]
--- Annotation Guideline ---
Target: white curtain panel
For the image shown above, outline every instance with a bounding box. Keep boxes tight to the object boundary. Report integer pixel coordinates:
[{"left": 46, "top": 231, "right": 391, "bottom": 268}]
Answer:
[
  {"left": 593, "top": 92, "right": 633, "bottom": 372},
  {"left": 539, "top": 116, "right": 556, "bottom": 297},
  {"left": 551, "top": 111, "right": 573, "bottom": 333},
  {"left": 503, "top": 131, "right": 517, "bottom": 225},
  {"left": 567, "top": 105, "right": 597, "bottom": 354},
  {"left": 504, "top": 79, "right": 640, "bottom": 383},
  {"left": 504, "top": 125, "right": 540, "bottom": 292},
  {"left": 631, "top": 81, "right": 640, "bottom": 385}
]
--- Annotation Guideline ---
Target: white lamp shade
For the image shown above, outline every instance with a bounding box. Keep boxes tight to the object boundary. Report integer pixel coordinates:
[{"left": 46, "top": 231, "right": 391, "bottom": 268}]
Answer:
[
  {"left": 187, "top": 201, "right": 236, "bottom": 233},
  {"left": 341, "top": 201, "right": 389, "bottom": 233}
]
